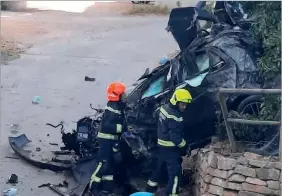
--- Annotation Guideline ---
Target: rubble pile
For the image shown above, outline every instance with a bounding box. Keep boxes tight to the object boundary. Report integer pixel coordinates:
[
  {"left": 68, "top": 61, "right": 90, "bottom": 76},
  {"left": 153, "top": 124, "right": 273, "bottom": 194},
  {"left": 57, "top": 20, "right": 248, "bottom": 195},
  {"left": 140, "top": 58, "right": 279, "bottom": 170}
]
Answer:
[{"left": 193, "top": 142, "right": 281, "bottom": 196}]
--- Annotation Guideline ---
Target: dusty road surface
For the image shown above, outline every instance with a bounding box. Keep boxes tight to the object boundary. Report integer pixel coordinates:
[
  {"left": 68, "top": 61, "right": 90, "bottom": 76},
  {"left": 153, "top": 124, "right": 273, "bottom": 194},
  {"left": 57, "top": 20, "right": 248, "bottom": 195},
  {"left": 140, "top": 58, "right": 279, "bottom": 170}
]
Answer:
[{"left": 0, "top": 2, "right": 178, "bottom": 196}]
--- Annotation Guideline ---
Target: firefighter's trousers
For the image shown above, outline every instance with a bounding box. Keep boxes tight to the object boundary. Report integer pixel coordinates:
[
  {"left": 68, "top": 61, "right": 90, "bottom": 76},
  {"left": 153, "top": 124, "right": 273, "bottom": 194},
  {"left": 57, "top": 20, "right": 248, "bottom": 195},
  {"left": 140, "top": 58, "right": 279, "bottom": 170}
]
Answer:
[
  {"left": 147, "top": 147, "right": 182, "bottom": 196},
  {"left": 90, "top": 139, "right": 119, "bottom": 193}
]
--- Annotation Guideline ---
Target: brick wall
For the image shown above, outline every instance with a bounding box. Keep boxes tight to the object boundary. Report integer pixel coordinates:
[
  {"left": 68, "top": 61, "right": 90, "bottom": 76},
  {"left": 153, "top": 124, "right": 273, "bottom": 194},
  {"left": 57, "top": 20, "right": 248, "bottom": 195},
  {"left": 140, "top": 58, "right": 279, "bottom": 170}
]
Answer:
[{"left": 192, "top": 142, "right": 281, "bottom": 196}]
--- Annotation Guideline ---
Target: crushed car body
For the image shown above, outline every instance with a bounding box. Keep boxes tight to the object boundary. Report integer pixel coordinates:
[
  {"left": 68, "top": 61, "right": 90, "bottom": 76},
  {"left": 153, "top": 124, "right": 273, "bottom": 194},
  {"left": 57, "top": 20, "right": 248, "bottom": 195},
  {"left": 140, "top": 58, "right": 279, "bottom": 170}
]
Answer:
[{"left": 8, "top": 2, "right": 264, "bottom": 195}]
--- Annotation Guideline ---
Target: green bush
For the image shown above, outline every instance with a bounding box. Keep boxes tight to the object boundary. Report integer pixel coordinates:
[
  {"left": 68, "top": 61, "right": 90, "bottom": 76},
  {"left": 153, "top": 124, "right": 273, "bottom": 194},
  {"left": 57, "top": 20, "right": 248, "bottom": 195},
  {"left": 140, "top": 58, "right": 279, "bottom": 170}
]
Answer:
[
  {"left": 242, "top": 1, "right": 281, "bottom": 82},
  {"left": 242, "top": 1, "right": 281, "bottom": 122}
]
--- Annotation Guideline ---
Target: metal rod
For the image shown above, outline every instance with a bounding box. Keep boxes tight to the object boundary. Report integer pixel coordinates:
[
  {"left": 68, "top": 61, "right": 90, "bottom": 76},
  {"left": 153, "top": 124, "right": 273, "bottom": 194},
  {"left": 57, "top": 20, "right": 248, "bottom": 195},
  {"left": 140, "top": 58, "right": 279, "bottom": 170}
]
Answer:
[
  {"left": 227, "top": 118, "right": 281, "bottom": 126},
  {"left": 218, "top": 93, "right": 237, "bottom": 152},
  {"left": 219, "top": 88, "right": 281, "bottom": 95}
]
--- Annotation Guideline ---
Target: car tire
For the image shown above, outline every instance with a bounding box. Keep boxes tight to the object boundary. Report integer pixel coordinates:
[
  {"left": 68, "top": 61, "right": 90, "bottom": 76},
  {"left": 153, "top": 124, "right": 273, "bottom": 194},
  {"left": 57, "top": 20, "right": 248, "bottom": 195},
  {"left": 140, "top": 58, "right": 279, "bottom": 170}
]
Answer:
[{"left": 237, "top": 95, "right": 263, "bottom": 116}]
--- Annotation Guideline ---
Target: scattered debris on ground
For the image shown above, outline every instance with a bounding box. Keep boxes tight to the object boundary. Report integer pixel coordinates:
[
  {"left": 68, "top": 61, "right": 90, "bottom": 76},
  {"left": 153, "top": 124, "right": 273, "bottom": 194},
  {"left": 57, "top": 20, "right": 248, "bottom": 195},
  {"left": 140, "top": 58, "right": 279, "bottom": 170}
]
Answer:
[
  {"left": 2, "top": 187, "right": 18, "bottom": 196},
  {"left": 2, "top": 1, "right": 280, "bottom": 196},
  {"left": 0, "top": 39, "right": 25, "bottom": 64},
  {"left": 32, "top": 96, "right": 42, "bottom": 104},
  {"left": 7, "top": 174, "right": 18, "bottom": 185},
  {"left": 124, "top": 4, "right": 170, "bottom": 15},
  {"left": 5, "top": 156, "right": 19, "bottom": 160},
  {"left": 84, "top": 76, "right": 95, "bottom": 82}
]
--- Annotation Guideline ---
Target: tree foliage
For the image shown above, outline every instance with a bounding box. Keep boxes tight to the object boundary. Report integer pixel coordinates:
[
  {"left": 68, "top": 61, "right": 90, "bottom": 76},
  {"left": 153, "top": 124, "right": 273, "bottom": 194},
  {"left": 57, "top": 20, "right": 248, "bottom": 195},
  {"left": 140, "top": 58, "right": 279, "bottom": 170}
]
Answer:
[
  {"left": 242, "top": 1, "right": 281, "bottom": 124},
  {"left": 242, "top": 1, "right": 281, "bottom": 81}
]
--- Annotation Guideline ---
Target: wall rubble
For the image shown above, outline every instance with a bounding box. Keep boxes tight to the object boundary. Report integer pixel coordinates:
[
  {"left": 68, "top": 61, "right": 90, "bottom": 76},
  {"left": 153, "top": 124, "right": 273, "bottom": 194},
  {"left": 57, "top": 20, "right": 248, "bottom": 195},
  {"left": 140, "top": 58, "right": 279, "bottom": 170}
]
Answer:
[{"left": 192, "top": 142, "right": 281, "bottom": 196}]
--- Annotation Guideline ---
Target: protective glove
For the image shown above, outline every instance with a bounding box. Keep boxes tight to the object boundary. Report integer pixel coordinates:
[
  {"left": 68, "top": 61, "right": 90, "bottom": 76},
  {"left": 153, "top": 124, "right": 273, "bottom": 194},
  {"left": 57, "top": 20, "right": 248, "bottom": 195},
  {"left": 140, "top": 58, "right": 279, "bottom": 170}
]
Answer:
[
  {"left": 127, "top": 124, "right": 135, "bottom": 132},
  {"left": 113, "top": 143, "right": 122, "bottom": 163},
  {"left": 186, "top": 144, "right": 191, "bottom": 157},
  {"left": 180, "top": 143, "right": 191, "bottom": 157}
]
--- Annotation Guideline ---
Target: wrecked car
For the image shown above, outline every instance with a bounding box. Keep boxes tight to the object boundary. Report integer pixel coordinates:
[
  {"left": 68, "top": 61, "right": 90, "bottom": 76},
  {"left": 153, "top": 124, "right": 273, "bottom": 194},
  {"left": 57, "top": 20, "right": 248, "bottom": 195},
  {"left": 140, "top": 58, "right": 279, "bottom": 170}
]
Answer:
[{"left": 8, "top": 2, "right": 263, "bottom": 196}]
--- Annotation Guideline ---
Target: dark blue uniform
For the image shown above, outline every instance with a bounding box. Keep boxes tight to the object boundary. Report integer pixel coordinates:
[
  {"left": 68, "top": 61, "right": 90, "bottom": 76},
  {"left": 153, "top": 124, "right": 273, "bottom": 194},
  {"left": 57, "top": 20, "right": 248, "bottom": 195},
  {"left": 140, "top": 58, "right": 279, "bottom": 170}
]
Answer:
[
  {"left": 90, "top": 101, "right": 125, "bottom": 193},
  {"left": 147, "top": 103, "right": 187, "bottom": 196}
]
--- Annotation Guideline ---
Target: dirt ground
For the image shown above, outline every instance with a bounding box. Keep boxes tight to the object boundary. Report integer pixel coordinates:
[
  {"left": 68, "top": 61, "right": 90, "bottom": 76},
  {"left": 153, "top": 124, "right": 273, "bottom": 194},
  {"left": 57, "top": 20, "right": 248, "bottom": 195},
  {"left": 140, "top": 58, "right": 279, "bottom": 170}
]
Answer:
[{"left": 0, "top": 2, "right": 180, "bottom": 196}]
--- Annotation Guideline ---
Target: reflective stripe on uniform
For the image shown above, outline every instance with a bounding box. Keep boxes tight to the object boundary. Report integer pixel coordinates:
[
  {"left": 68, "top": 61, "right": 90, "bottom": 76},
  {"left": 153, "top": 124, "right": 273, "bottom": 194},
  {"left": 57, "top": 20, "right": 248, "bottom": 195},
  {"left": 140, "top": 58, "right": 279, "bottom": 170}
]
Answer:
[
  {"left": 97, "top": 132, "right": 118, "bottom": 140},
  {"left": 147, "top": 180, "right": 158, "bottom": 187},
  {"left": 171, "top": 176, "right": 178, "bottom": 195},
  {"left": 112, "top": 147, "right": 118, "bottom": 152},
  {"left": 90, "top": 162, "right": 103, "bottom": 186},
  {"left": 105, "top": 106, "right": 121, "bottom": 115},
  {"left": 157, "top": 139, "right": 186, "bottom": 147},
  {"left": 169, "top": 194, "right": 178, "bottom": 196},
  {"left": 158, "top": 139, "right": 175, "bottom": 147},
  {"left": 116, "top": 124, "right": 122, "bottom": 133},
  {"left": 102, "top": 175, "right": 114, "bottom": 181},
  {"left": 178, "top": 139, "right": 186, "bottom": 148},
  {"left": 160, "top": 107, "right": 183, "bottom": 122}
]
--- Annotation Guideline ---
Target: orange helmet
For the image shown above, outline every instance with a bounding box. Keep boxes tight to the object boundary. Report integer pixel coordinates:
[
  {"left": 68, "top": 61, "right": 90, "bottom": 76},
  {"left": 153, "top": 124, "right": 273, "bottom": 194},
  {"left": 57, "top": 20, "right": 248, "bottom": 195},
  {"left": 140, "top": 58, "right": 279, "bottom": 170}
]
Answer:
[{"left": 107, "top": 82, "right": 126, "bottom": 102}]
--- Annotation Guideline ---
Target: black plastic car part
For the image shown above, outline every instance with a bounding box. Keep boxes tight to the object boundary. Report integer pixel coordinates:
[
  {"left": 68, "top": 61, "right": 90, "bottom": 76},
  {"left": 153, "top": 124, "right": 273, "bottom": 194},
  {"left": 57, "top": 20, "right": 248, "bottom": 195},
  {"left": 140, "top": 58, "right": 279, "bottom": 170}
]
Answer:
[{"left": 9, "top": 134, "right": 72, "bottom": 172}]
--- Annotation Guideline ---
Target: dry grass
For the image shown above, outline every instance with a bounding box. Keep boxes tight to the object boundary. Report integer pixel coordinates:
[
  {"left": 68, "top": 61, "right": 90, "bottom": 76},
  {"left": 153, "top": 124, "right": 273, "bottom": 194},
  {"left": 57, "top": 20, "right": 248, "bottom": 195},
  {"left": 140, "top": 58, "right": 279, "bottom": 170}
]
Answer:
[
  {"left": 124, "top": 4, "right": 171, "bottom": 15},
  {"left": 1, "top": 38, "right": 26, "bottom": 64}
]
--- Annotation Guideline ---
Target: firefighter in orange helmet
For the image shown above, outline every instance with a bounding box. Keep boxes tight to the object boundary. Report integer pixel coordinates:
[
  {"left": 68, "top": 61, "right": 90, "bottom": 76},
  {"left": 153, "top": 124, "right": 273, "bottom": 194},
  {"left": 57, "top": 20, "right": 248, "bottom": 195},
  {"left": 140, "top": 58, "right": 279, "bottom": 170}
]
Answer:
[{"left": 89, "top": 82, "right": 126, "bottom": 196}]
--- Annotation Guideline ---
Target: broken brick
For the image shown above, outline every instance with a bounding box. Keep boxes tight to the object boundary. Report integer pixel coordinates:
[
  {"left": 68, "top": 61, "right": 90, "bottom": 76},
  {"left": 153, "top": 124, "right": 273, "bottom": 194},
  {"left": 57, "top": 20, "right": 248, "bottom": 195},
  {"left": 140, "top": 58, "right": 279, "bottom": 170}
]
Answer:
[
  {"left": 208, "top": 184, "right": 224, "bottom": 195},
  {"left": 256, "top": 168, "right": 280, "bottom": 181},
  {"left": 238, "top": 191, "right": 264, "bottom": 196},
  {"left": 229, "top": 174, "right": 245, "bottom": 183},
  {"left": 245, "top": 177, "right": 266, "bottom": 186},
  {"left": 207, "top": 153, "right": 218, "bottom": 168},
  {"left": 204, "top": 175, "right": 213, "bottom": 183},
  {"left": 243, "top": 152, "right": 263, "bottom": 160},
  {"left": 234, "top": 165, "right": 256, "bottom": 177},
  {"left": 242, "top": 183, "right": 271, "bottom": 195},
  {"left": 237, "top": 157, "right": 249, "bottom": 166},
  {"left": 223, "top": 190, "right": 238, "bottom": 196},
  {"left": 225, "top": 182, "right": 242, "bottom": 191},
  {"left": 267, "top": 181, "right": 280, "bottom": 190},
  {"left": 217, "top": 157, "right": 236, "bottom": 170},
  {"left": 248, "top": 159, "right": 276, "bottom": 168},
  {"left": 211, "top": 177, "right": 226, "bottom": 187}
]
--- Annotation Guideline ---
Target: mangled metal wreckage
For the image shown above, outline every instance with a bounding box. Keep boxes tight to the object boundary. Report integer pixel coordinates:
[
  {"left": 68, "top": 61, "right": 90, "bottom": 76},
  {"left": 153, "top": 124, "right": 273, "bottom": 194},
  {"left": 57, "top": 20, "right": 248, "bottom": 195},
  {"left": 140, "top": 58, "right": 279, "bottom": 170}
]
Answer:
[{"left": 9, "top": 2, "right": 263, "bottom": 195}]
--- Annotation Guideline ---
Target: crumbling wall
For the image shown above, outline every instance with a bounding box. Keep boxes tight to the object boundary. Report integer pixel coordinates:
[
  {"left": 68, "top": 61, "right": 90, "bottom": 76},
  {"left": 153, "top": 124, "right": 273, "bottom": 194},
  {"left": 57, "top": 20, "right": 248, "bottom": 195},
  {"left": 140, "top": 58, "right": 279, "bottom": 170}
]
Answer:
[{"left": 193, "top": 142, "right": 281, "bottom": 196}]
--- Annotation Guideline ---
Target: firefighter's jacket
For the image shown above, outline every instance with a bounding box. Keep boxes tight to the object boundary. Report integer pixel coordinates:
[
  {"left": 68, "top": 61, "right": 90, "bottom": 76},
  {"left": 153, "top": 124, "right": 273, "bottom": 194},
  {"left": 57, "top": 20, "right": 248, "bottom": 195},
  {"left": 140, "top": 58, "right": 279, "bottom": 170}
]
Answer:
[
  {"left": 156, "top": 103, "right": 186, "bottom": 149},
  {"left": 97, "top": 101, "right": 125, "bottom": 141}
]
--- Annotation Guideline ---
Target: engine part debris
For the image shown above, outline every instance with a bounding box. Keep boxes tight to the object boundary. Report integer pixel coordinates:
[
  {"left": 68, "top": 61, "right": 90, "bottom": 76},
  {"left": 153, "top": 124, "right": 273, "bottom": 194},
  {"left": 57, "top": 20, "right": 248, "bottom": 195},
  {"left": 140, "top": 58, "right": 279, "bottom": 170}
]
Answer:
[
  {"left": 49, "top": 142, "right": 59, "bottom": 146},
  {"left": 5, "top": 156, "right": 19, "bottom": 160},
  {"left": 46, "top": 122, "right": 65, "bottom": 131},
  {"left": 36, "top": 147, "right": 41, "bottom": 152},
  {"left": 7, "top": 174, "right": 18, "bottom": 184},
  {"left": 38, "top": 183, "right": 70, "bottom": 196},
  {"left": 2, "top": 188, "right": 18, "bottom": 196},
  {"left": 63, "top": 180, "right": 69, "bottom": 187},
  {"left": 10, "top": 124, "right": 20, "bottom": 134},
  {"left": 38, "top": 183, "right": 51, "bottom": 188},
  {"left": 51, "top": 157, "right": 72, "bottom": 164},
  {"left": 32, "top": 96, "right": 41, "bottom": 104},
  {"left": 84, "top": 76, "right": 95, "bottom": 82}
]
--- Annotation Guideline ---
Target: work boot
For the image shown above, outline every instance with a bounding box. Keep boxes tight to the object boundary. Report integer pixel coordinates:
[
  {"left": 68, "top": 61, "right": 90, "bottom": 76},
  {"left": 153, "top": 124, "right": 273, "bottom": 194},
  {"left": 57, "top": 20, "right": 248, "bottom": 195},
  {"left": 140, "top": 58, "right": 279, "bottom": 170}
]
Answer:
[
  {"left": 89, "top": 190, "right": 101, "bottom": 196},
  {"left": 100, "top": 190, "right": 116, "bottom": 196},
  {"left": 153, "top": 188, "right": 166, "bottom": 196}
]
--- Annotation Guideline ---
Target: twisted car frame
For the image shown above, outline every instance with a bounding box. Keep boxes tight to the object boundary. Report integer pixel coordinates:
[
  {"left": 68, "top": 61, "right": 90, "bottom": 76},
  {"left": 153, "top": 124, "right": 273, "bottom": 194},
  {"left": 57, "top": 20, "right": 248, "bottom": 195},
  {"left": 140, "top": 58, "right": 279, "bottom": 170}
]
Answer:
[{"left": 9, "top": 2, "right": 263, "bottom": 195}]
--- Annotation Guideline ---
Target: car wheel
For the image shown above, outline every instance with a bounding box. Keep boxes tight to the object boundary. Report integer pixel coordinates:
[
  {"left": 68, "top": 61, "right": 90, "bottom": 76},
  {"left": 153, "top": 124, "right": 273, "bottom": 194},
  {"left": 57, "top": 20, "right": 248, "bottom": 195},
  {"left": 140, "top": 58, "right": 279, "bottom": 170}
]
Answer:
[{"left": 237, "top": 95, "right": 263, "bottom": 116}]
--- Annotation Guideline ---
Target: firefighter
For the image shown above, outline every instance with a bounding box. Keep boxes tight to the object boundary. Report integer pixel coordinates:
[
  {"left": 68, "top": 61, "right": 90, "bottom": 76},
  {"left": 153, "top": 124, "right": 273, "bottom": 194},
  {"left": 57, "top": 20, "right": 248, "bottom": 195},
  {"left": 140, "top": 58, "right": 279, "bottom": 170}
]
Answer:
[
  {"left": 89, "top": 82, "right": 126, "bottom": 196},
  {"left": 146, "top": 88, "right": 192, "bottom": 196}
]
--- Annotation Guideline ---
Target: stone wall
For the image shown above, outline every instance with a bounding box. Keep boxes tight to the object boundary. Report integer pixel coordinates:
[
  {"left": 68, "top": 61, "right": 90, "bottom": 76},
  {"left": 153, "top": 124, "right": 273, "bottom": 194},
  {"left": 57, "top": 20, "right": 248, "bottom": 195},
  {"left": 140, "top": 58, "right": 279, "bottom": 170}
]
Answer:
[{"left": 193, "top": 142, "right": 281, "bottom": 196}]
